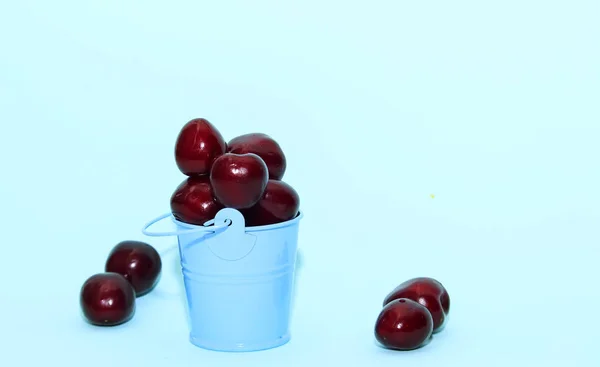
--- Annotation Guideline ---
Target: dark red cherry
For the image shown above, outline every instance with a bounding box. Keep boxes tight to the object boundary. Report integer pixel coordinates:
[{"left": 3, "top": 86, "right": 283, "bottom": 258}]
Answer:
[
  {"left": 105, "top": 241, "right": 162, "bottom": 297},
  {"left": 209, "top": 153, "right": 268, "bottom": 209},
  {"left": 170, "top": 176, "right": 223, "bottom": 225},
  {"left": 80, "top": 273, "right": 136, "bottom": 326},
  {"left": 383, "top": 277, "right": 450, "bottom": 333},
  {"left": 374, "top": 298, "right": 434, "bottom": 350},
  {"left": 243, "top": 180, "right": 299, "bottom": 226},
  {"left": 227, "top": 133, "right": 286, "bottom": 180},
  {"left": 174, "top": 118, "right": 227, "bottom": 176}
]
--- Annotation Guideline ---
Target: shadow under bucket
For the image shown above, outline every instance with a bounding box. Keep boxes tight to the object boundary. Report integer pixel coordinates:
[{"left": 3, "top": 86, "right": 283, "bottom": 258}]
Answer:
[{"left": 142, "top": 208, "right": 303, "bottom": 352}]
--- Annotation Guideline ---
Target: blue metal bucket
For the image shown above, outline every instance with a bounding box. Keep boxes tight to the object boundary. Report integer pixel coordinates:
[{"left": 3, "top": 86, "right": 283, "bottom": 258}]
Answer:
[{"left": 142, "top": 207, "right": 303, "bottom": 352}]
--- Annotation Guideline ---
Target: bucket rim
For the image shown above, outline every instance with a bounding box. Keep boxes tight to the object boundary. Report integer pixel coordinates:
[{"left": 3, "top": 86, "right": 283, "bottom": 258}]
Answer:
[{"left": 173, "top": 210, "right": 304, "bottom": 233}]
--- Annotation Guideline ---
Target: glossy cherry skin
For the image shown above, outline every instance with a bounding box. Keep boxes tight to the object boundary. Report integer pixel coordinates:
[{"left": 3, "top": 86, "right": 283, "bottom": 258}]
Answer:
[
  {"left": 243, "top": 180, "right": 299, "bottom": 226},
  {"left": 374, "top": 298, "right": 434, "bottom": 350},
  {"left": 383, "top": 277, "right": 450, "bottom": 333},
  {"left": 105, "top": 241, "right": 162, "bottom": 297},
  {"left": 170, "top": 176, "right": 224, "bottom": 225},
  {"left": 174, "top": 118, "right": 227, "bottom": 176},
  {"left": 80, "top": 273, "right": 136, "bottom": 326},
  {"left": 227, "top": 133, "right": 286, "bottom": 180},
  {"left": 210, "top": 153, "right": 268, "bottom": 209}
]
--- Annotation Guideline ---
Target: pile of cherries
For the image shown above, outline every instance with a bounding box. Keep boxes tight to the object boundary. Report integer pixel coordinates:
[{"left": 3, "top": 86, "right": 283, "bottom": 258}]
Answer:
[
  {"left": 374, "top": 277, "right": 451, "bottom": 350},
  {"left": 171, "top": 118, "right": 300, "bottom": 227},
  {"left": 79, "top": 118, "right": 300, "bottom": 327}
]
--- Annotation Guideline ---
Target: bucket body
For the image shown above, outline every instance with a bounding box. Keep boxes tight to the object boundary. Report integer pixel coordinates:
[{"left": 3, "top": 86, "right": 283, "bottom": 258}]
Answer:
[{"left": 171, "top": 208, "right": 302, "bottom": 352}]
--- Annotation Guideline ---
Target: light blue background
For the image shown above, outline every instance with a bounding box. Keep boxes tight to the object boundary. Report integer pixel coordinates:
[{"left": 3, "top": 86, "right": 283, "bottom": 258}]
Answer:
[{"left": 1, "top": 1, "right": 598, "bottom": 366}]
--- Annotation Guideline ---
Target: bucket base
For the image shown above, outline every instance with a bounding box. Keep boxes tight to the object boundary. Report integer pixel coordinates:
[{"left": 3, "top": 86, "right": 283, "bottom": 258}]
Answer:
[{"left": 189, "top": 333, "right": 291, "bottom": 352}]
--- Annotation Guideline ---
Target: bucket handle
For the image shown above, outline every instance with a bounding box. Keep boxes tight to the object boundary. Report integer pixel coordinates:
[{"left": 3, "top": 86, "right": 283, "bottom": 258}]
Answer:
[{"left": 141, "top": 212, "right": 231, "bottom": 237}]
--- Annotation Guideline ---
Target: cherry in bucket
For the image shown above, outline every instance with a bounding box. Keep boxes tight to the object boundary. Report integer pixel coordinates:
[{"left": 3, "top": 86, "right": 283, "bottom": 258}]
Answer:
[
  {"left": 80, "top": 273, "right": 136, "bottom": 326},
  {"left": 374, "top": 298, "right": 434, "bottom": 350},
  {"left": 170, "top": 176, "right": 224, "bottom": 226},
  {"left": 383, "top": 277, "right": 450, "bottom": 333},
  {"left": 210, "top": 152, "right": 269, "bottom": 209},
  {"left": 227, "top": 133, "right": 287, "bottom": 180},
  {"left": 105, "top": 241, "right": 162, "bottom": 297},
  {"left": 243, "top": 180, "right": 300, "bottom": 226},
  {"left": 174, "top": 118, "right": 227, "bottom": 176}
]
